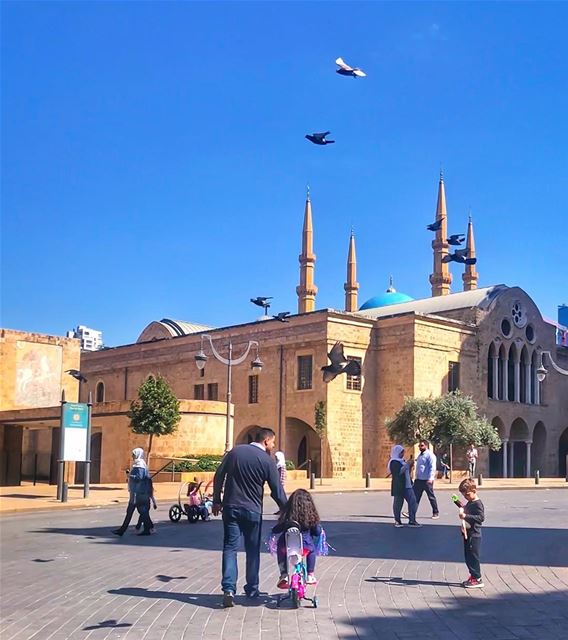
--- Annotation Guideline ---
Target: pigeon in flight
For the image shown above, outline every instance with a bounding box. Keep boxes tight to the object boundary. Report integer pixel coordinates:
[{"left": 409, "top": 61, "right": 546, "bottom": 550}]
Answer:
[
  {"left": 442, "top": 252, "right": 465, "bottom": 264},
  {"left": 426, "top": 219, "right": 443, "bottom": 232},
  {"left": 305, "top": 131, "right": 335, "bottom": 145},
  {"left": 335, "top": 57, "right": 367, "bottom": 78},
  {"left": 447, "top": 234, "right": 465, "bottom": 246},
  {"left": 66, "top": 369, "right": 88, "bottom": 383},
  {"left": 321, "top": 342, "right": 361, "bottom": 383},
  {"left": 272, "top": 312, "right": 291, "bottom": 322},
  {"left": 250, "top": 297, "right": 272, "bottom": 308}
]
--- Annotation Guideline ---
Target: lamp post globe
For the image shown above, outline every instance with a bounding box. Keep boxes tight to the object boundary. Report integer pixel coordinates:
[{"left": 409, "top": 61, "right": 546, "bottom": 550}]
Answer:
[
  {"left": 536, "top": 365, "right": 547, "bottom": 383},
  {"left": 195, "top": 350, "right": 208, "bottom": 371},
  {"left": 251, "top": 356, "right": 263, "bottom": 373}
]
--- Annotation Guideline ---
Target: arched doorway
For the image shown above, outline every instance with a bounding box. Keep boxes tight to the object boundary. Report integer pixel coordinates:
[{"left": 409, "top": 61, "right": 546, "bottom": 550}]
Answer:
[
  {"left": 235, "top": 425, "right": 262, "bottom": 445},
  {"left": 559, "top": 427, "right": 568, "bottom": 478},
  {"left": 510, "top": 418, "right": 529, "bottom": 477},
  {"left": 489, "top": 417, "right": 506, "bottom": 477},
  {"left": 532, "top": 421, "right": 546, "bottom": 476},
  {"left": 285, "top": 417, "right": 321, "bottom": 476}
]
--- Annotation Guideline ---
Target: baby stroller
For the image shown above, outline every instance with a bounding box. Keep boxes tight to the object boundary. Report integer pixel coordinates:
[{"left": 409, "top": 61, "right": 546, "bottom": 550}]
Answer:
[
  {"left": 276, "top": 526, "right": 318, "bottom": 609},
  {"left": 168, "top": 480, "right": 212, "bottom": 523}
]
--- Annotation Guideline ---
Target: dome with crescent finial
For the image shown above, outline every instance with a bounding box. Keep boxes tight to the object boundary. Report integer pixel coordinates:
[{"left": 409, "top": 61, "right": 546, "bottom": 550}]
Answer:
[{"left": 359, "top": 277, "right": 414, "bottom": 311}]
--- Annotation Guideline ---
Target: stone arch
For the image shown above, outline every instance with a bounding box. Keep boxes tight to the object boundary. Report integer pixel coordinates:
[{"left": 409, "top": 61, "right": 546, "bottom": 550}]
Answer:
[
  {"left": 235, "top": 425, "right": 262, "bottom": 445},
  {"left": 95, "top": 381, "right": 105, "bottom": 403},
  {"left": 509, "top": 417, "right": 529, "bottom": 477},
  {"left": 489, "top": 417, "right": 506, "bottom": 477},
  {"left": 531, "top": 421, "right": 546, "bottom": 476},
  {"left": 559, "top": 427, "right": 568, "bottom": 478},
  {"left": 285, "top": 417, "right": 321, "bottom": 476}
]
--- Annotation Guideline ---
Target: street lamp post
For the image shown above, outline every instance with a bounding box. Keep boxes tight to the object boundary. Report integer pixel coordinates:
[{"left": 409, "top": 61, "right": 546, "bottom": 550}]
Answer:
[
  {"left": 195, "top": 334, "right": 263, "bottom": 453},
  {"left": 536, "top": 350, "right": 568, "bottom": 382}
]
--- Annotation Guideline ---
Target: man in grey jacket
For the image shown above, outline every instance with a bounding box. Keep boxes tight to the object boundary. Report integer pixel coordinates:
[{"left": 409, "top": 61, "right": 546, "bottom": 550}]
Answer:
[{"left": 413, "top": 440, "right": 439, "bottom": 519}]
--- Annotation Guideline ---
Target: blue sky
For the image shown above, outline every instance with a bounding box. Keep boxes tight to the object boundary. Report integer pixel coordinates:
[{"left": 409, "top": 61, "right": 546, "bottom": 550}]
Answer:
[{"left": 2, "top": 1, "right": 567, "bottom": 346}]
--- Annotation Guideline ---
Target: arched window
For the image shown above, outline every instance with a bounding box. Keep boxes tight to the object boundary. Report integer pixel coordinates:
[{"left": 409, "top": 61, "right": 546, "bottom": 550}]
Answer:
[
  {"left": 487, "top": 343, "right": 497, "bottom": 399},
  {"left": 520, "top": 346, "right": 530, "bottom": 403},
  {"left": 507, "top": 343, "right": 517, "bottom": 401},
  {"left": 95, "top": 381, "right": 105, "bottom": 403}
]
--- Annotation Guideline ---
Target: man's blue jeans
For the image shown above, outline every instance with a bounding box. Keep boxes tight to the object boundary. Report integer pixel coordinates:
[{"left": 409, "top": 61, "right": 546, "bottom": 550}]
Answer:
[{"left": 221, "top": 506, "right": 262, "bottom": 595}]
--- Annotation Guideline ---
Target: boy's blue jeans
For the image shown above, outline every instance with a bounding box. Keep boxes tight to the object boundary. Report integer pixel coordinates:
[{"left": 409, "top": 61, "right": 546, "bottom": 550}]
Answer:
[{"left": 221, "top": 506, "right": 262, "bottom": 595}]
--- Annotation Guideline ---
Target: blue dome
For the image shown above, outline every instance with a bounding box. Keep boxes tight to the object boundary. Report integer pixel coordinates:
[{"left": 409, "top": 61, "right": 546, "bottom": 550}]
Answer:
[{"left": 359, "top": 284, "right": 414, "bottom": 311}]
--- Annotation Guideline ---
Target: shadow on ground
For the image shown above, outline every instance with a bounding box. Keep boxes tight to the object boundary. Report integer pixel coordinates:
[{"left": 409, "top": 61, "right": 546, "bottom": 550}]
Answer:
[{"left": 34, "top": 518, "right": 568, "bottom": 567}]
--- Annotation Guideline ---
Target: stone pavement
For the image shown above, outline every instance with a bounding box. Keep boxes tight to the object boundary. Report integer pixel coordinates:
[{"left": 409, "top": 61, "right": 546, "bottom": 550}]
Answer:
[
  {"left": 1, "top": 477, "right": 566, "bottom": 514},
  {"left": 1, "top": 489, "right": 567, "bottom": 640}
]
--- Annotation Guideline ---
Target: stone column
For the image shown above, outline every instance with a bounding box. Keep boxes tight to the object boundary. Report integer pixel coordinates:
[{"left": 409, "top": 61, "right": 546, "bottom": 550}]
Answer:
[
  {"left": 514, "top": 352, "right": 521, "bottom": 403},
  {"left": 534, "top": 373, "right": 541, "bottom": 405},
  {"left": 502, "top": 359, "right": 508, "bottom": 402},
  {"left": 509, "top": 442, "right": 515, "bottom": 478},
  {"left": 502, "top": 439, "right": 508, "bottom": 478},
  {"left": 524, "top": 362, "right": 532, "bottom": 404},
  {"left": 526, "top": 441, "right": 532, "bottom": 477},
  {"left": 492, "top": 356, "right": 499, "bottom": 399}
]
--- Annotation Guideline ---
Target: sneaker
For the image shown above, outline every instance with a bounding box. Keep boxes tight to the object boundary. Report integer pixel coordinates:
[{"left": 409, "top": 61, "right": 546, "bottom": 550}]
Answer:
[
  {"left": 277, "top": 575, "right": 289, "bottom": 589},
  {"left": 407, "top": 522, "right": 422, "bottom": 528},
  {"left": 222, "top": 591, "right": 235, "bottom": 608},
  {"left": 111, "top": 529, "right": 124, "bottom": 537},
  {"left": 394, "top": 522, "right": 404, "bottom": 528},
  {"left": 431, "top": 514, "right": 440, "bottom": 520},
  {"left": 306, "top": 573, "right": 317, "bottom": 585},
  {"left": 137, "top": 531, "right": 151, "bottom": 536},
  {"left": 134, "top": 522, "right": 141, "bottom": 531},
  {"left": 463, "top": 577, "right": 484, "bottom": 589}
]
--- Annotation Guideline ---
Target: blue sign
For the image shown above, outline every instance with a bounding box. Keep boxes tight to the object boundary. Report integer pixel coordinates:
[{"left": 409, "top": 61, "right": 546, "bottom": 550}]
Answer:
[{"left": 63, "top": 403, "right": 89, "bottom": 429}]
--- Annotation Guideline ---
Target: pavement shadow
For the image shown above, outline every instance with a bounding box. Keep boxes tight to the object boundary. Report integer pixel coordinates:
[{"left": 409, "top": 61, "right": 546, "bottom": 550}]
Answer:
[
  {"left": 107, "top": 587, "right": 275, "bottom": 609},
  {"left": 83, "top": 619, "right": 132, "bottom": 630},
  {"left": 34, "top": 519, "right": 568, "bottom": 567},
  {"left": 366, "top": 576, "right": 463, "bottom": 588},
  {"left": 335, "top": 589, "right": 568, "bottom": 639}
]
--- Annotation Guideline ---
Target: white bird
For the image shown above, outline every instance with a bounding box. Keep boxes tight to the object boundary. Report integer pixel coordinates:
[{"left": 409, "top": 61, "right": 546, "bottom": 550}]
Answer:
[{"left": 335, "top": 57, "right": 366, "bottom": 78}]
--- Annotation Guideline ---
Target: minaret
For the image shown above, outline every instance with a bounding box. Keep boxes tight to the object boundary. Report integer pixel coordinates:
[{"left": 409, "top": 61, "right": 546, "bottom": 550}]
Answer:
[
  {"left": 296, "top": 187, "right": 317, "bottom": 313},
  {"left": 344, "top": 231, "right": 359, "bottom": 312},
  {"left": 429, "top": 171, "right": 452, "bottom": 296},
  {"left": 462, "top": 214, "right": 479, "bottom": 291}
]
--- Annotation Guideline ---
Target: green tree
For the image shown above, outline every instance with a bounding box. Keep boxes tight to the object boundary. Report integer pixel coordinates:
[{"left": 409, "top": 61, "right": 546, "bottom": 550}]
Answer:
[
  {"left": 386, "top": 391, "right": 501, "bottom": 451},
  {"left": 128, "top": 375, "right": 181, "bottom": 458},
  {"left": 385, "top": 396, "right": 437, "bottom": 446}
]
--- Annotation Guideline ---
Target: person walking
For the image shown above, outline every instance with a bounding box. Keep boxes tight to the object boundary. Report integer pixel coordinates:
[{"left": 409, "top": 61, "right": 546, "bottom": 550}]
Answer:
[
  {"left": 112, "top": 448, "right": 152, "bottom": 537},
  {"left": 212, "top": 427, "right": 287, "bottom": 608},
  {"left": 388, "top": 444, "right": 420, "bottom": 528},
  {"left": 467, "top": 444, "right": 478, "bottom": 478},
  {"left": 413, "top": 439, "right": 439, "bottom": 519}
]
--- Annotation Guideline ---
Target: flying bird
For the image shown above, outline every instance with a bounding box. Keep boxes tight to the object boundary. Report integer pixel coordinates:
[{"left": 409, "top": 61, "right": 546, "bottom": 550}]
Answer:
[
  {"left": 426, "top": 219, "right": 443, "bottom": 232},
  {"left": 272, "top": 312, "right": 291, "bottom": 322},
  {"left": 321, "top": 342, "right": 361, "bottom": 383},
  {"left": 447, "top": 234, "right": 465, "bottom": 246},
  {"left": 442, "top": 252, "right": 465, "bottom": 264},
  {"left": 305, "top": 131, "right": 335, "bottom": 145},
  {"left": 335, "top": 57, "right": 367, "bottom": 78},
  {"left": 65, "top": 369, "right": 88, "bottom": 383},
  {"left": 250, "top": 297, "right": 272, "bottom": 308}
]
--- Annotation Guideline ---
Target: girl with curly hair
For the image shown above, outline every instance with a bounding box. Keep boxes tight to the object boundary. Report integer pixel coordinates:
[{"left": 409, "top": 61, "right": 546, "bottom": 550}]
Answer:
[{"left": 271, "top": 488, "right": 322, "bottom": 588}]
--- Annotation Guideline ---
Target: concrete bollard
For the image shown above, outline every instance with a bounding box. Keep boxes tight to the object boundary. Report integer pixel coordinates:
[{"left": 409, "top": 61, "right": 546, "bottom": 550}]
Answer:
[
  {"left": 535, "top": 470, "right": 540, "bottom": 485},
  {"left": 365, "top": 472, "right": 371, "bottom": 488},
  {"left": 477, "top": 474, "right": 483, "bottom": 486},
  {"left": 310, "top": 473, "right": 315, "bottom": 490}
]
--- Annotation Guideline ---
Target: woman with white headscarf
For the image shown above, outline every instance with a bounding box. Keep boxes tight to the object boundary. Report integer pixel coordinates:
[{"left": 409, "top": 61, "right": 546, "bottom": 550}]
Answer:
[
  {"left": 112, "top": 448, "right": 152, "bottom": 537},
  {"left": 388, "top": 444, "right": 420, "bottom": 528}
]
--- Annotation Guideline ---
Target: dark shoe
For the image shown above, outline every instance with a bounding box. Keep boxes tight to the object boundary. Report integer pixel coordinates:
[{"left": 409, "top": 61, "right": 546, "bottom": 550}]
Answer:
[
  {"left": 245, "top": 589, "right": 260, "bottom": 599},
  {"left": 111, "top": 529, "right": 124, "bottom": 537},
  {"left": 137, "top": 531, "right": 151, "bottom": 536},
  {"left": 223, "top": 591, "right": 234, "bottom": 608},
  {"left": 407, "top": 522, "right": 422, "bottom": 528},
  {"left": 394, "top": 522, "right": 404, "bottom": 528},
  {"left": 135, "top": 522, "right": 141, "bottom": 531}
]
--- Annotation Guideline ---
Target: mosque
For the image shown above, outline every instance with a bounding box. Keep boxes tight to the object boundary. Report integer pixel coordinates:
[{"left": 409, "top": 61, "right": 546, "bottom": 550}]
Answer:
[{"left": 1, "top": 175, "right": 567, "bottom": 485}]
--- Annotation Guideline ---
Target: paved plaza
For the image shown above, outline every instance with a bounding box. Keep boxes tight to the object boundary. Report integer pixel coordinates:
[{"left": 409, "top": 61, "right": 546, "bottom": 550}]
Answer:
[{"left": 1, "top": 488, "right": 567, "bottom": 640}]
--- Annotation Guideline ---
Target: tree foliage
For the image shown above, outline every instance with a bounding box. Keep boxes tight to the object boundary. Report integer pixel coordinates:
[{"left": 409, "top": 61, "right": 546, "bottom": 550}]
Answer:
[
  {"left": 128, "top": 375, "right": 181, "bottom": 456},
  {"left": 386, "top": 391, "right": 501, "bottom": 450}
]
